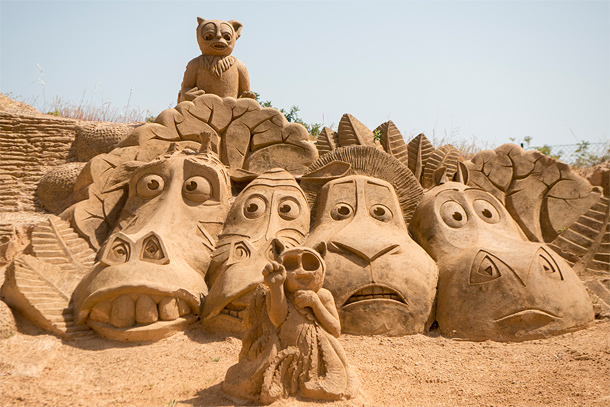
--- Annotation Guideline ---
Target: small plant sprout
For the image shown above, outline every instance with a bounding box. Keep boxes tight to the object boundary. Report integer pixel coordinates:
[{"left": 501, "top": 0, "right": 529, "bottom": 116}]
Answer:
[{"left": 373, "top": 129, "right": 382, "bottom": 141}]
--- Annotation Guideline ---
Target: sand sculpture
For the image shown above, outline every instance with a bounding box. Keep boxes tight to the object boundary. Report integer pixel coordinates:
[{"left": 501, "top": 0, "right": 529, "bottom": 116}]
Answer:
[
  {"left": 71, "top": 139, "right": 232, "bottom": 341},
  {"left": 1, "top": 19, "right": 606, "bottom": 346},
  {"left": 202, "top": 169, "right": 311, "bottom": 334},
  {"left": 178, "top": 18, "right": 255, "bottom": 103},
  {"left": 409, "top": 182, "right": 595, "bottom": 340},
  {"left": 301, "top": 146, "right": 439, "bottom": 335},
  {"left": 223, "top": 245, "right": 359, "bottom": 403}
]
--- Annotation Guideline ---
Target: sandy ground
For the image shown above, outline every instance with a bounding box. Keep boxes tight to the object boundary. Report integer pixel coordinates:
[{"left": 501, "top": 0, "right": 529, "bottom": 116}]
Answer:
[{"left": 1, "top": 310, "right": 608, "bottom": 407}]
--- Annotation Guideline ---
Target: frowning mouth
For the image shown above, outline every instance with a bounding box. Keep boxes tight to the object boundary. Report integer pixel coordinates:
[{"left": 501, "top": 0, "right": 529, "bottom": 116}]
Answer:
[
  {"left": 343, "top": 285, "right": 406, "bottom": 306},
  {"left": 494, "top": 309, "right": 560, "bottom": 329}
]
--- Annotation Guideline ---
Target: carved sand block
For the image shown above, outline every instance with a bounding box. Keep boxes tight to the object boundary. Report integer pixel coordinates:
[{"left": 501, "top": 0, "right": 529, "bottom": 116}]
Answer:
[
  {"left": 2, "top": 215, "right": 97, "bottom": 339},
  {"left": 202, "top": 169, "right": 310, "bottom": 334},
  {"left": 464, "top": 143, "right": 601, "bottom": 243},
  {"left": 123, "top": 94, "right": 318, "bottom": 177},
  {"left": 178, "top": 18, "right": 254, "bottom": 103},
  {"left": 223, "top": 246, "right": 359, "bottom": 404},
  {"left": 71, "top": 143, "right": 231, "bottom": 341},
  {"left": 302, "top": 146, "right": 438, "bottom": 335},
  {"left": 409, "top": 182, "right": 595, "bottom": 341}
]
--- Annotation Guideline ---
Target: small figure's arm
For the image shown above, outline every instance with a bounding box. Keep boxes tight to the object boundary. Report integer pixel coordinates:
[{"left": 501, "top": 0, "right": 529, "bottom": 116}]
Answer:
[
  {"left": 236, "top": 61, "right": 255, "bottom": 99},
  {"left": 294, "top": 288, "right": 341, "bottom": 337},
  {"left": 262, "top": 261, "right": 288, "bottom": 328},
  {"left": 178, "top": 57, "right": 205, "bottom": 103}
]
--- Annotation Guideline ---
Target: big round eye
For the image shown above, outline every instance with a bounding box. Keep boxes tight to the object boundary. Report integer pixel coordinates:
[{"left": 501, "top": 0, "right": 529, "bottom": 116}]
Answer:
[
  {"left": 243, "top": 196, "right": 267, "bottom": 219},
  {"left": 222, "top": 33, "right": 232, "bottom": 41},
  {"left": 183, "top": 176, "right": 213, "bottom": 202},
  {"left": 278, "top": 198, "right": 301, "bottom": 220},
  {"left": 370, "top": 204, "right": 393, "bottom": 222},
  {"left": 203, "top": 32, "right": 214, "bottom": 41},
  {"left": 136, "top": 174, "right": 164, "bottom": 198},
  {"left": 330, "top": 203, "right": 354, "bottom": 221},
  {"left": 440, "top": 201, "right": 468, "bottom": 228},
  {"left": 473, "top": 199, "right": 500, "bottom": 224}
]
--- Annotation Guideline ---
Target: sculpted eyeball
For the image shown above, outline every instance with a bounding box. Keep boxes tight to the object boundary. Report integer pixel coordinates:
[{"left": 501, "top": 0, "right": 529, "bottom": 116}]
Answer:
[
  {"left": 277, "top": 198, "right": 300, "bottom": 220},
  {"left": 440, "top": 200, "right": 468, "bottom": 228},
  {"left": 473, "top": 199, "right": 500, "bottom": 224},
  {"left": 369, "top": 204, "right": 392, "bottom": 222},
  {"left": 243, "top": 195, "right": 267, "bottom": 219},
  {"left": 137, "top": 174, "right": 164, "bottom": 198},
  {"left": 183, "top": 176, "right": 213, "bottom": 202},
  {"left": 331, "top": 203, "right": 354, "bottom": 221}
]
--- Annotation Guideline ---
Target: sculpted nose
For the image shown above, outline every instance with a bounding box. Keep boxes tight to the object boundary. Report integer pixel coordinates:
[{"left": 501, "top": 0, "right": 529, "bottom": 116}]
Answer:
[
  {"left": 100, "top": 234, "right": 134, "bottom": 266},
  {"left": 330, "top": 220, "right": 399, "bottom": 262},
  {"left": 140, "top": 233, "right": 169, "bottom": 265},
  {"left": 531, "top": 246, "right": 563, "bottom": 282},
  {"left": 100, "top": 232, "right": 169, "bottom": 266}
]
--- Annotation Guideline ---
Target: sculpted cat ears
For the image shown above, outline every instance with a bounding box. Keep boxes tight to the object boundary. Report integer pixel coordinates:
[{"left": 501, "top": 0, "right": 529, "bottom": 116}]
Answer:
[{"left": 196, "top": 17, "right": 243, "bottom": 39}]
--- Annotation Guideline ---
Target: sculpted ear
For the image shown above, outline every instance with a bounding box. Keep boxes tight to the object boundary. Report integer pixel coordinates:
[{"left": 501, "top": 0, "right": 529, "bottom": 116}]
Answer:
[
  {"left": 229, "top": 20, "right": 243, "bottom": 39},
  {"left": 197, "top": 17, "right": 205, "bottom": 25}
]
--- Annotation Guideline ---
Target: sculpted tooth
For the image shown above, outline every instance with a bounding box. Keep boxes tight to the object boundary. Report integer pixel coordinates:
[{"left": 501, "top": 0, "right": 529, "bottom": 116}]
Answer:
[
  {"left": 89, "top": 300, "right": 112, "bottom": 323},
  {"left": 360, "top": 286, "right": 373, "bottom": 295},
  {"left": 158, "top": 297, "right": 180, "bottom": 321},
  {"left": 110, "top": 295, "right": 136, "bottom": 328},
  {"left": 177, "top": 299, "right": 191, "bottom": 316},
  {"left": 136, "top": 294, "right": 159, "bottom": 324}
]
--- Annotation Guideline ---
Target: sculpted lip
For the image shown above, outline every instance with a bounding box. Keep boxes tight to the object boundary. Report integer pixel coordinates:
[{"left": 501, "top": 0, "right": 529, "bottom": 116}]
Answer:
[
  {"left": 343, "top": 284, "right": 406, "bottom": 306},
  {"left": 495, "top": 309, "right": 559, "bottom": 321}
]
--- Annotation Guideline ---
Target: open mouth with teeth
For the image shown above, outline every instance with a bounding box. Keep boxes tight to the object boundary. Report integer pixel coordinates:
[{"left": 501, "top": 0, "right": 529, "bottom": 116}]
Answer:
[
  {"left": 218, "top": 302, "right": 247, "bottom": 321},
  {"left": 83, "top": 291, "right": 199, "bottom": 341},
  {"left": 343, "top": 285, "right": 406, "bottom": 306},
  {"left": 211, "top": 42, "right": 228, "bottom": 50}
]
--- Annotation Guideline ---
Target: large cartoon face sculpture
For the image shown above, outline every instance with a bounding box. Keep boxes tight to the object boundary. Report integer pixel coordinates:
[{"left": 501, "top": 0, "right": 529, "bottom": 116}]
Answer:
[
  {"left": 302, "top": 175, "right": 438, "bottom": 336},
  {"left": 72, "top": 148, "right": 231, "bottom": 341},
  {"left": 409, "top": 182, "right": 594, "bottom": 340},
  {"left": 202, "top": 168, "right": 310, "bottom": 333}
]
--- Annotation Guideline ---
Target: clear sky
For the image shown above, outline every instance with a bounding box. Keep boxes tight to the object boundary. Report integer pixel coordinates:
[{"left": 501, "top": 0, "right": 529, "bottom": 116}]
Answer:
[{"left": 1, "top": 0, "right": 608, "bottom": 148}]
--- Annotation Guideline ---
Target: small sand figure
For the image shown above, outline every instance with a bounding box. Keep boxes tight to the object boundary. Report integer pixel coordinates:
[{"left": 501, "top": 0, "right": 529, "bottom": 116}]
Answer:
[{"left": 222, "top": 244, "right": 359, "bottom": 404}]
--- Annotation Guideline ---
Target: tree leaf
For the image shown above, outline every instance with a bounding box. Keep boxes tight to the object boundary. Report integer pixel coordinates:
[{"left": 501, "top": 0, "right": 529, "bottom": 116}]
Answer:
[
  {"left": 337, "top": 114, "right": 375, "bottom": 147},
  {"left": 422, "top": 145, "right": 460, "bottom": 189},
  {"left": 407, "top": 133, "right": 434, "bottom": 183},
  {"left": 375, "top": 120, "right": 409, "bottom": 168}
]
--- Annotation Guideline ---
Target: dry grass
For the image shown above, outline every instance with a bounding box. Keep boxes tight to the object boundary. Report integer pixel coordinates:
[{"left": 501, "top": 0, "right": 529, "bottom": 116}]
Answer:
[{"left": 44, "top": 95, "right": 155, "bottom": 123}]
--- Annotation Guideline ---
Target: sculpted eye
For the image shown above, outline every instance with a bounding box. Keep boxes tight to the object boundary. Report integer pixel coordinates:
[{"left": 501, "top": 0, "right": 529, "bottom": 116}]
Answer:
[
  {"left": 243, "top": 196, "right": 267, "bottom": 219},
  {"left": 473, "top": 199, "right": 500, "bottom": 224},
  {"left": 234, "top": 242, "right": 250, "bottom": 259},
  {"left": 278, "top": 198, "right": 301, "bottom": 220},
  {"left": 136, "top": 174, "right": 164, "bottom": 199},
  {"left": 330, "top": 203, "right": 354, "bottom": 221},
  {"left": 369, "top": 204, "right": 392, "bottom": 222},
  {"left": 183, "top": 176, "right": 213, "bottom": 202},
  {"left": 222, "top": 33, "right": 231, "bottom": 41},
  {"left": 203, "top": 33, "right": 214, "bottom": 41},
  {"left": 440, "top": 201, "right": 468, "bottom": 228}
]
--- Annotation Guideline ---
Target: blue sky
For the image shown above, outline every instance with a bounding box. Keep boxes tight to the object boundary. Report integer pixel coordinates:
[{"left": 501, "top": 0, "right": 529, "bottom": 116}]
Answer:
[{"left": 1, "top": 1, "right": 608, "bottom": 148}]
